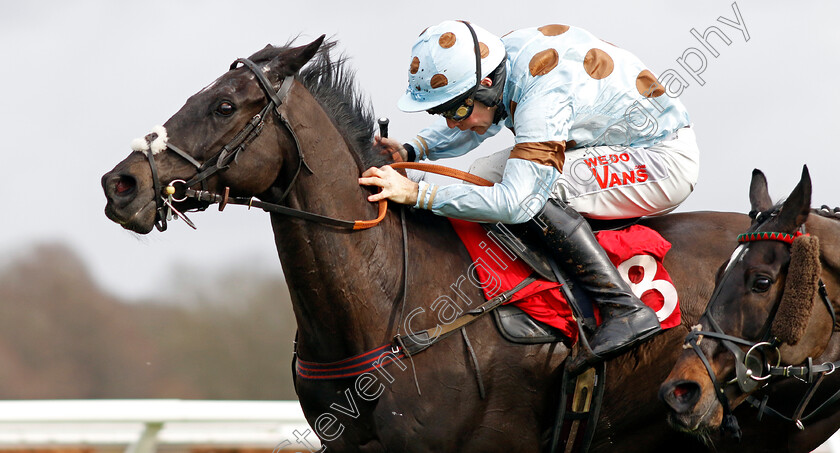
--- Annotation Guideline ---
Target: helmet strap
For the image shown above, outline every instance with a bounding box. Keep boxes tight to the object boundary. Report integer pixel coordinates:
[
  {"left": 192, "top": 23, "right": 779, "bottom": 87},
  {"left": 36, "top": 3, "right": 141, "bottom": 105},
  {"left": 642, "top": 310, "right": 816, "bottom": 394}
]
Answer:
[
  {"left": 459, "top": 21, "right": 507, "bottom": 123},
  {"left": 459, "top": 20, "right": 483, "bottom": 106},
  {"left": 474, "top": 60, "right": 508, "bottom": 122}
]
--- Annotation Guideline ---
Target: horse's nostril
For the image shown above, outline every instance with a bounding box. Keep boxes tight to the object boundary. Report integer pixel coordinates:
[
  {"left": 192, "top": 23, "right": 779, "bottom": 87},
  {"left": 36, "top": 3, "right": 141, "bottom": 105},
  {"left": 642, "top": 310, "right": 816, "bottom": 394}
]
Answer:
[
  {"left": 115, "top": 175, "right": 136, "bottom": 195},
  {"left": 111, "top": 174, "right": 137, "bottom": 197},
  {"left": 672, "top": 381, "right": 701, "bottom": 406},
  {"left": 105, "top": 173, "right": 137, "bottom": 200},
  {"left": 661, "top": 379, "right": 702, "bottom": 412}
]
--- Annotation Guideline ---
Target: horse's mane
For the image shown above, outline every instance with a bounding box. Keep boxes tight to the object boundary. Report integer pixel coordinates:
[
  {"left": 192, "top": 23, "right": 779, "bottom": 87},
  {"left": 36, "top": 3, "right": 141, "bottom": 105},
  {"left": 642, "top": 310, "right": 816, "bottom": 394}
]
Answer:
[
  {"left": 751, "top": 200, "right": 840, "bottom": 231},
  {"left": 248, "top": 39, "right": 388, "bottom": 170},
  {"left": 816, "top": 206, "right": 840, "bottom": 223}
]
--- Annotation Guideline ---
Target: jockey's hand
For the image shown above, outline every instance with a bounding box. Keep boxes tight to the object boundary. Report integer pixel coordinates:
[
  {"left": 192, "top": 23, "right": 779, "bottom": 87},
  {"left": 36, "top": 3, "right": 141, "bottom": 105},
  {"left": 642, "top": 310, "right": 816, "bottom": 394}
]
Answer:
[
  {"left": 359, "top": 165, "right": 419, "bottom": 205},
  {"left": 375, "top": 135, "right": 407, "bottom": 162}
]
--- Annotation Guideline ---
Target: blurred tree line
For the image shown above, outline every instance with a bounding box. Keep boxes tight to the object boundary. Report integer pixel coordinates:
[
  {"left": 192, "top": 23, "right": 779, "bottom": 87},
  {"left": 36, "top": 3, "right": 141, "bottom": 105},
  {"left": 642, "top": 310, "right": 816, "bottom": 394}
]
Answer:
[{"left": 0, "top": 243, "right": 298, "bottom": 400}]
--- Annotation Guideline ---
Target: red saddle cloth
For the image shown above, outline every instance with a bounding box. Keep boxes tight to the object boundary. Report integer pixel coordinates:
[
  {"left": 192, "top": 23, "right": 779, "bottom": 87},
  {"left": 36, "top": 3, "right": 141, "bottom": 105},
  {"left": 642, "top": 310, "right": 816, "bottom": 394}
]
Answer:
[{"left": 449, "top": 219, "right": 681, "bottom": 342}]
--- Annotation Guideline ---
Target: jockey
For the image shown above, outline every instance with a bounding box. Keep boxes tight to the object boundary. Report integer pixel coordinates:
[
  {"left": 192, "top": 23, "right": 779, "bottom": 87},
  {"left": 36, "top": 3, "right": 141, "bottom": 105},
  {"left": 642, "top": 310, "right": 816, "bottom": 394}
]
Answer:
[{"left": 359, "top": 20, "right": 699, "bottom": 372}]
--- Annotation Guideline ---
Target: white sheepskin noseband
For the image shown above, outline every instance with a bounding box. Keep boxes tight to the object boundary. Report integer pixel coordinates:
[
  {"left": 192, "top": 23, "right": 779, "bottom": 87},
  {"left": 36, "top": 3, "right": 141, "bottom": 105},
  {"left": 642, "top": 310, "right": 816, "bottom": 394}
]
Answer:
[{"left": 130, "top": 125, "right": 169, "bottom": 155}]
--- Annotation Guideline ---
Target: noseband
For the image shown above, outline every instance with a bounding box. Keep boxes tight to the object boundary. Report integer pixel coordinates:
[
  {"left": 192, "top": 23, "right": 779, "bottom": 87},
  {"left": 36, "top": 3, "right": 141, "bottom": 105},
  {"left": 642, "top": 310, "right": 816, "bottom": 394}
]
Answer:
[
  {"left": 141, "top": 58, "right": 309, "bottom": 231},
  {"left": 684, "top": 213, "right": 835, "bottom": 436}
]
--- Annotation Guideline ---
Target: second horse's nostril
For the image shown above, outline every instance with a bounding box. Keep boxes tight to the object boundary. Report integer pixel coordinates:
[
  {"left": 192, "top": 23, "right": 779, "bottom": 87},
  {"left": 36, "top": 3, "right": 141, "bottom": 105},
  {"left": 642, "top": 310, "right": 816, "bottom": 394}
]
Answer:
[
  {"left": 660, "top": 379, "right": 702, "bottom": 412},
  {"left": 673, "top": 381, "right": 700, "bottom": 405}
]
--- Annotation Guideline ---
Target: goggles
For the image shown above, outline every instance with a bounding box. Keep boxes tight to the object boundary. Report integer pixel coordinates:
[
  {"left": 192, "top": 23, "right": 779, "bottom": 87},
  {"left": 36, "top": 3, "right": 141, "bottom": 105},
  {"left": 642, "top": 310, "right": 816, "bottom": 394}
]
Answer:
[{"left": 429, "top": 95, "right": 475, "bottom": 121}]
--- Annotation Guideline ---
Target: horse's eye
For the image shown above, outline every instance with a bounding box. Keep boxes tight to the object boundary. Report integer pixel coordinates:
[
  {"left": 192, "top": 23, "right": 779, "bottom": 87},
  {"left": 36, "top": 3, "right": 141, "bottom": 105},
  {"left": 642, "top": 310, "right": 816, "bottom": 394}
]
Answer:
[
  {"left": 752, "top": 276, "right": 773, "bottom": 293},
  {"left": 216, "top": 101, "right": 235, "bottom": 116}
]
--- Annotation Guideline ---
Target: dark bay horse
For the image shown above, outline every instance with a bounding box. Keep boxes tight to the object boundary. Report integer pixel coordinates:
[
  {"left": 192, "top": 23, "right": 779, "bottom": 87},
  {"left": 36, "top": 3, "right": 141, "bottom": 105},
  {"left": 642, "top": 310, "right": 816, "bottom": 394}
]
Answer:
[
  {"left": 660, "top": 167, "right": 840, "bottom": 452},
  {"left": 101, "top": 37, "right": 808, "bottom": 451}
]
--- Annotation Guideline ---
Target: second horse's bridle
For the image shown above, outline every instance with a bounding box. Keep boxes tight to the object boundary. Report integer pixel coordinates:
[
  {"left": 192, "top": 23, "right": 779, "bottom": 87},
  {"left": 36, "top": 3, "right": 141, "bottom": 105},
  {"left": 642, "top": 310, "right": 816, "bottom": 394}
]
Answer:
[{"left": 684, "top": 212, "right": 835, "bottom": 437}]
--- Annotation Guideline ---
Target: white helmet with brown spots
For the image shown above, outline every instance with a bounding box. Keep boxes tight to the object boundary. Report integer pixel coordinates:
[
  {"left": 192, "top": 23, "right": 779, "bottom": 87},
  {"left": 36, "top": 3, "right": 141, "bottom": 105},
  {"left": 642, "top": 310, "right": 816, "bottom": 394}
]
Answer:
[{"left": 398, "top": 20, "right": 506, "bottom": 113}]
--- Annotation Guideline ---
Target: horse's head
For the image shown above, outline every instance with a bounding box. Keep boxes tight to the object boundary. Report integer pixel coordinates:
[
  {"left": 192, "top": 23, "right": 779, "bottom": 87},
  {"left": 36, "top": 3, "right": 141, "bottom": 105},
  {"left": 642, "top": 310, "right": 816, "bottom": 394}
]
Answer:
[
  {"left": 102, "top": 37, "right": 328, "bottom": 234},
  {"left": 660, "top": 166, "right": 835, "bottom": 438}
]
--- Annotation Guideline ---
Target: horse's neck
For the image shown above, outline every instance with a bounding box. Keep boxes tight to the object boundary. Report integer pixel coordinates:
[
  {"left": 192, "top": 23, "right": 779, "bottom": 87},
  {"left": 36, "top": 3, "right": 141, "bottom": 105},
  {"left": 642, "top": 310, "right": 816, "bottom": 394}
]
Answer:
[
  {"left": 810, "top": 214, "right": 840, "bottom": 326},
  {"left": 269, "top": 86, "right": 403, "bottom": 361}
]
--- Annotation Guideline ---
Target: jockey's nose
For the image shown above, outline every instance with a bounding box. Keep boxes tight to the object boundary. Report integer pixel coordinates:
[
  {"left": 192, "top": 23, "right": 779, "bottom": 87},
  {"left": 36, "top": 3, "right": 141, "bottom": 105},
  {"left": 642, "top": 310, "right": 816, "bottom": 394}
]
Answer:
[{"left": 445, "top": 117, "right": 461, "bottom": 129}]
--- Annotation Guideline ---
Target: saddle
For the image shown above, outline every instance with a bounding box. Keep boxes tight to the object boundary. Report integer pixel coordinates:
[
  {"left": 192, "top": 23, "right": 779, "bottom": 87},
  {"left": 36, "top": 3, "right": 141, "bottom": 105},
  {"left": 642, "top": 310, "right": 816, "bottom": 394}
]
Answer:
[{"left": 486, "top": 218, "right": 640, "bottom": 345}]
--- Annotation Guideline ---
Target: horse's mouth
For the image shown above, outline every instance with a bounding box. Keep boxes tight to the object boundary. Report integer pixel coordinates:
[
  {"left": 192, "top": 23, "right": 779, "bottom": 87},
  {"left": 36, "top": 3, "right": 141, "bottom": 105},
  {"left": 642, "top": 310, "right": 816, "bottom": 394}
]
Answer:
[
  {"left": 104, "top": 199, "right": 157, "bottom": 234},
  {"left": 665, "top": 395, "right": 721, "bottom": 434}
]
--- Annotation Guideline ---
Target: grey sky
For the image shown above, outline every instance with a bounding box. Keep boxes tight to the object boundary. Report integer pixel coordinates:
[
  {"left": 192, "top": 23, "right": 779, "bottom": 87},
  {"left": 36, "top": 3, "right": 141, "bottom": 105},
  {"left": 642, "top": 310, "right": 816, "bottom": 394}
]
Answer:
[{"left": 1, "top": 1, "right": 837, "bottom": 299}]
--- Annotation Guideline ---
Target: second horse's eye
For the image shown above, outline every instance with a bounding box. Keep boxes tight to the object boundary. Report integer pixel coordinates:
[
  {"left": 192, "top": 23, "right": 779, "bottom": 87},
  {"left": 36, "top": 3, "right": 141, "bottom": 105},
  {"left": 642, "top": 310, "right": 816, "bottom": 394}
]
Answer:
[
  {"left": 752, "top": 276, "right": 773, "bottom": 293},
  {"left": 216, "top": 101, "right": 235, "bottom": 116}
]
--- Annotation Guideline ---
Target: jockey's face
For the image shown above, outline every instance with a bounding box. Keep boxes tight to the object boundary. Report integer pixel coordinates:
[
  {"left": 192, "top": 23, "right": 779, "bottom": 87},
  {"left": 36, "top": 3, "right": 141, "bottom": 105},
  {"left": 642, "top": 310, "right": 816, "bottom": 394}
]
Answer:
[{"left": 445, "top": 100, "right": 496, "bottom": 135}]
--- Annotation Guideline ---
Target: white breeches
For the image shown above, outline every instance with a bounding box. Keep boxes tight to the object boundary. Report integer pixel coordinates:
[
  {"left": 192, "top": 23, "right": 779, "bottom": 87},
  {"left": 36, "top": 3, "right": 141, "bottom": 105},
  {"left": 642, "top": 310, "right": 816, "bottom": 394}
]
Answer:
[{"left": 468, "top": 126, "right": 700, "bottom": 219}]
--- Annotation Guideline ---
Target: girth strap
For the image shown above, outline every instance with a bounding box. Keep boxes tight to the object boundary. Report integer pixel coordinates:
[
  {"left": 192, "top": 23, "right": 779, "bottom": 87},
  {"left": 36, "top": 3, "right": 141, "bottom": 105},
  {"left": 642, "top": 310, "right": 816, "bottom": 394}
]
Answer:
[
  {"left": 295, "top": 275, "right": 537, "bottom": 380},
  {"left": 396, "top": 276, "right": 538, "bottom": 356},
  {"left": 296, "top": 344, "right": 405, "bottom": 380}
]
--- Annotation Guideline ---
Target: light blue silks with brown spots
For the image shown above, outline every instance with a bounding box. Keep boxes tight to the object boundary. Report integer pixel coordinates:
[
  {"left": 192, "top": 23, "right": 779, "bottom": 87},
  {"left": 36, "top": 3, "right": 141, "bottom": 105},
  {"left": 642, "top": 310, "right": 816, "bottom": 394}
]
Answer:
[{"left": 407, "top": 24, "right": 692, "bottom": 224}]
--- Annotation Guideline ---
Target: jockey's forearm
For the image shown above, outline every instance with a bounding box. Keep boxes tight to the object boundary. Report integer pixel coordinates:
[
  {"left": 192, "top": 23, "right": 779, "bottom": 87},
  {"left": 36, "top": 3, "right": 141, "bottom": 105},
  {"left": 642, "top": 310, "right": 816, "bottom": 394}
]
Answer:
[{"left": 414, "top": 159, "right": 560, "bottom": 224}]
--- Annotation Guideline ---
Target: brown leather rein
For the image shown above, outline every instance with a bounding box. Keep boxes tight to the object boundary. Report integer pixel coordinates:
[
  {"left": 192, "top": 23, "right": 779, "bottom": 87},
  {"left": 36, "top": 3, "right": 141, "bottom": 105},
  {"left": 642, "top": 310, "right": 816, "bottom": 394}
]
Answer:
[{"left": 177, "top": 161, "right": 494, "bottom": 230}]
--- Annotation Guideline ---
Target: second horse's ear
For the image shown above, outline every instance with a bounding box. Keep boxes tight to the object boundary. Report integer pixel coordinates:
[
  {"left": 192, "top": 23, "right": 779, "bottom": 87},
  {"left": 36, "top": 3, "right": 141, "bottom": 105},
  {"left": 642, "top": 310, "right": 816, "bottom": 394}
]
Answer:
[
  {"left": 749, "top": 168, "right": 772, "bottom": 216},
  {"left": 776, "top": 165, "right": 812, "bottom": 232}
]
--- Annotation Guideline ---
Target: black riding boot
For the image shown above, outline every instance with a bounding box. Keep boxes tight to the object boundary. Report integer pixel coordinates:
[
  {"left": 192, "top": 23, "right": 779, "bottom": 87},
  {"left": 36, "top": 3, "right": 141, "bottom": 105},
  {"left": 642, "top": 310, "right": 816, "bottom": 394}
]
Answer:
[{"left": 529, "top": 198, "right": 661, "bottom": 373}]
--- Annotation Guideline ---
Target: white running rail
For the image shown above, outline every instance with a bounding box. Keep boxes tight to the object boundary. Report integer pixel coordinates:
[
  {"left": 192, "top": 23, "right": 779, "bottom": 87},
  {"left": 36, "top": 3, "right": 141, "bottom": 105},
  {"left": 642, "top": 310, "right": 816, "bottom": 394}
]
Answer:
[
  {"left": 0, "top": 399, "right": 836, "bottom": 452},
  {"left": 0, "top": 400, "right": 320, "bottom": 453}
]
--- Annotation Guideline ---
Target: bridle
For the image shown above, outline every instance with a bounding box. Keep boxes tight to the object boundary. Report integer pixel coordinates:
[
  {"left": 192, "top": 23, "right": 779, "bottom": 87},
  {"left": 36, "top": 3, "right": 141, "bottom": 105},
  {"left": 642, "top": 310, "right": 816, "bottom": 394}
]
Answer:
[
  {"left": 138, "top": 54, "right": 494, "bottom": 232},
  {"left": 140, "top": 57, "right": 333, "bottom": 232},
  {"left": 684, "top": 210, "right": 836, "bottom": 437}
]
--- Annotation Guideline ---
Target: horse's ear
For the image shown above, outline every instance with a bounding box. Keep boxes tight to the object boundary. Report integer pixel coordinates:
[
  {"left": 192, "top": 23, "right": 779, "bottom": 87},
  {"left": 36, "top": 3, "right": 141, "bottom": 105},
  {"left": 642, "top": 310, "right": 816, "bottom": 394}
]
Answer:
[
  {"left": 776, "top": 166, "right": 812, "bottom": 231},
  {"left": 277, "top": 35, "right": 326, "bottom": 76},
  {"left": 749, "top": 169, "right": 772, "bottom": 214}
]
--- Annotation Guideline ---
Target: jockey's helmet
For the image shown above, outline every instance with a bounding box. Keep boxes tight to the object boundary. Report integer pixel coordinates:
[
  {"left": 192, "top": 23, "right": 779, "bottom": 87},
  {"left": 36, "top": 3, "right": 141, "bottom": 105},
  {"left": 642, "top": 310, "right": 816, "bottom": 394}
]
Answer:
[{"left": 397, "top": 20, "right": 506, "bottom": 117}]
